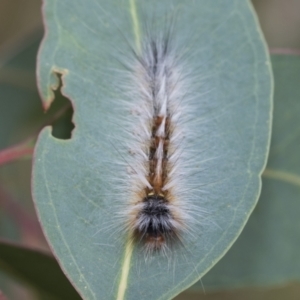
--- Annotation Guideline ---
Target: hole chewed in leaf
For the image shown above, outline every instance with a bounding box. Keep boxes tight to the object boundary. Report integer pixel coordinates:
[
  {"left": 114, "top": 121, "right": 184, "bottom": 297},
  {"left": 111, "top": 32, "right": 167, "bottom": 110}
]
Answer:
[{"left": 43, "top": 72, "right": 75, "bottom": 140}]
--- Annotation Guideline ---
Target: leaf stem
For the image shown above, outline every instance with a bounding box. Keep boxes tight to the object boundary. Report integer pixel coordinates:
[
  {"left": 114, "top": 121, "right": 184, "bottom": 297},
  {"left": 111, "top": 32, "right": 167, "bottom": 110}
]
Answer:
[
  {"left": 116, "top": 241, "right": 133, "bottom": 300},
  {"left": 129, "top": 0, "right": 141, "bottom": 53},
  {"left": 0, "top": 139, "right": 34, "bottom": 166},
  {"left": 0, "top": 102, "right": 72, "bottom": 166},
  {"left": 269, "top": 48, "right": 300, "bottom": 56},
  {"left": 263, "top": 168, "right": 300, "bottom": 187}
]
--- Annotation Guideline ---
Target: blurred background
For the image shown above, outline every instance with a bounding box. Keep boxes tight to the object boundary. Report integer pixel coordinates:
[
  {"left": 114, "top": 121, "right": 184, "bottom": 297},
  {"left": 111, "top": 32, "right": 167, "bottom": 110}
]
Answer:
[{"left": 0, "top": 0, "right": 300, "bottom": 299}]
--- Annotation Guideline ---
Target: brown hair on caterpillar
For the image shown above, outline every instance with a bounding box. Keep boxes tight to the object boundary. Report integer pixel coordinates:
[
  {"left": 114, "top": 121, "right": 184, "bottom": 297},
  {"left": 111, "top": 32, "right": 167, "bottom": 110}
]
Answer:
[{"left": 132, "top": 110, "right": 180, "bottom": 252}]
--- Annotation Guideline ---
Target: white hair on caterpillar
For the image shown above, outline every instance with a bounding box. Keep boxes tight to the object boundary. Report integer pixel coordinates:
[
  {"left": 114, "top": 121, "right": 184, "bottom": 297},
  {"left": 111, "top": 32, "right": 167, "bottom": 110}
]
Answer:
[{"left": 112, "top": 22, "right": 207, "bottom": 256}]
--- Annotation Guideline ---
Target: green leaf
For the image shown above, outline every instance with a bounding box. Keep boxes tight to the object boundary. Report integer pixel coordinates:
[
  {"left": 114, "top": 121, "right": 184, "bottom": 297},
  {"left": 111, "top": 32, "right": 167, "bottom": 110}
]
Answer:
[
  {"left": 0, "top": 240, "right": 81, "bottom": 299},
  {"left": 195, "top": 55, "right": 300, "bottom": 290},
  {"left": 33, "top": 1, "right": 273, "bottom": 299}
]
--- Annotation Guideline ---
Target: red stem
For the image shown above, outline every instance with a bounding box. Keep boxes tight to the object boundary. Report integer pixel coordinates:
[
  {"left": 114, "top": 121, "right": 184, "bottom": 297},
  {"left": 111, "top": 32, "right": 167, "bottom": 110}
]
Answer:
[
  {"left": 0, "top": 291, "right": 7, "bottom": 300},
  {"left": 269, "top": 48, "right": 300, "bottom": 56},
  {"left": 0, "top": 141, "right": 34, "bottom": 166}
]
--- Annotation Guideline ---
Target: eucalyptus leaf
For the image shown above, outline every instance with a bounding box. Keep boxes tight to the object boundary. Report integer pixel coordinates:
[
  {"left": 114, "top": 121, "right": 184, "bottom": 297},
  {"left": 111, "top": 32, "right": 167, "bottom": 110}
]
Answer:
[
  {"left": 193, "top": 55, "right": 300, "bottom": 290},
  {"left": 33, "top": 0, "right": 272, "bottom": 299}
]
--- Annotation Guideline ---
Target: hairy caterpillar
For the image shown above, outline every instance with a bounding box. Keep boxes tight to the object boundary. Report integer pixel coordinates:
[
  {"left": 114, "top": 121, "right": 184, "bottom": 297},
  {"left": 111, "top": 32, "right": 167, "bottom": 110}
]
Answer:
[{"left": 118, "top": 23, "right": 199, "bottom": 255}]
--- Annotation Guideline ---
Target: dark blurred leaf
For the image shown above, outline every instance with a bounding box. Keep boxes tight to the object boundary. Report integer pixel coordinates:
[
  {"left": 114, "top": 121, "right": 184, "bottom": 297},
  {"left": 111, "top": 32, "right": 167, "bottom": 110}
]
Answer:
[
  {"left": 252, "top": 0, "right": 300, "bottom": 48},
  {"left": 0, "top": 240, "right": 81, "bottom": 300},
  {"left": 0, "top": 20, "right": 73, "bottom": 300},
  {"left": 175, "top": 283, "right": 300, "bottom": 300},
  {"left": 0, "top": 37, "right": 43, "bottom": 300}
]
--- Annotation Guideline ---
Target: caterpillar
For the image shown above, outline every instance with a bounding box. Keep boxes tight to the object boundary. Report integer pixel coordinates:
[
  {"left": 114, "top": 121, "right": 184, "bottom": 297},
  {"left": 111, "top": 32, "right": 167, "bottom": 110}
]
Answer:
[{"left": 120, "top": 25, "right": 195, "bottom": 255}]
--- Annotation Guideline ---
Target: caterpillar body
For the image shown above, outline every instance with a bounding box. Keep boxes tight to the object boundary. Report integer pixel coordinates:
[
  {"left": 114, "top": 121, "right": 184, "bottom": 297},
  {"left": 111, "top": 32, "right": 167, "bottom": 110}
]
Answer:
[{"left": 120, "top": 27, "right": 195, "bottom": 255}]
